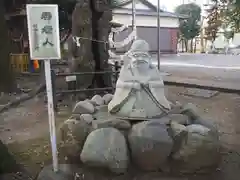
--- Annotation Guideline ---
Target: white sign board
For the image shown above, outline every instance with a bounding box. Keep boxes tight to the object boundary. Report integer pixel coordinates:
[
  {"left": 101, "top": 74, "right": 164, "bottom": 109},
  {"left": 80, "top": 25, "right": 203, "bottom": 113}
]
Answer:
[{"left": 26, "top": 4, "right": 61, "bottom": 60}]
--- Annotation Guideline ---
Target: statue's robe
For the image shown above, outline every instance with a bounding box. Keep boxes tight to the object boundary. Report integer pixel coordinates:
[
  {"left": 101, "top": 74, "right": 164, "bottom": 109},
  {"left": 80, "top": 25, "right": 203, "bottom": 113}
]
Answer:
[{"left": 108, "top": 63, "right": 171, "bottom": 118}]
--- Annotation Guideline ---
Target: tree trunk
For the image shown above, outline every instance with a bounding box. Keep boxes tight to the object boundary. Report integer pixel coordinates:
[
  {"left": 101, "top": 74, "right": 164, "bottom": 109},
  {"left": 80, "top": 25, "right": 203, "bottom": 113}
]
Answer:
[
  {"left": 211, "top": 40, "right": 215, "bottom": 51},
  {"left": 225, "top": 40, "right": 229, "bottom": 54},
  {"left": 70, "top": 0, "right": 112, "bottom": 97},
  {"left": 181, "top": 39, "right": 184, "bottom": 52},
  {"left": 194, "top": 38, "right": 197, "bottom": 53},
  {"left": 184, "top": 39, "right": 188, "bottom": 52},
  {"left": 190, "top": 39, "right": 193, "bottom": 52},
  {"left": 93, "top": 2, "right": 112, "bottom": 89},
  {"left": 0, "top": 2, "right": 15, "bottom": 92}
]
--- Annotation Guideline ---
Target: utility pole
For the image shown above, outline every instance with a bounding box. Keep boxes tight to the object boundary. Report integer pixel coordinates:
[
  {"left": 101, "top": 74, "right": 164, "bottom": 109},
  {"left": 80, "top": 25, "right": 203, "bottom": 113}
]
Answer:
[
  {"left": 132, "top": 0, "right": 136, "bottom": 37},
  {"left": 200, "top": 19, "right": 205, "bottom": 53},
  {"left": 157, "top": 0, "right": 160, "bottom": 70}
]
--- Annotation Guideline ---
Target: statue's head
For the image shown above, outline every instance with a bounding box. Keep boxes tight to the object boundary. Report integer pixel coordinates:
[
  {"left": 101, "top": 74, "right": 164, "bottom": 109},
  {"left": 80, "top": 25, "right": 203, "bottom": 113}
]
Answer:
[{"left": 128, "top": 39, "right": 151, "bottom": 69}]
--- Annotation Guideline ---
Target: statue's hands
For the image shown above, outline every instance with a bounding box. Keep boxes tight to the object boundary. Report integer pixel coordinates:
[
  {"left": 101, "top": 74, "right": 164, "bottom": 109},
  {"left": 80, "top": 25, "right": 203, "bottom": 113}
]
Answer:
[
  {"left": 132, "top": 82, "right": 141, "bottom": 90},
  {"left": 142, "top": 80, "right": 149, "bottom": 86},
  {"left": 117, "top": 80, "right": 140, "bottom": 90},
  {"left": 139, "top": 78, "right": 150, "bottom": 86}
]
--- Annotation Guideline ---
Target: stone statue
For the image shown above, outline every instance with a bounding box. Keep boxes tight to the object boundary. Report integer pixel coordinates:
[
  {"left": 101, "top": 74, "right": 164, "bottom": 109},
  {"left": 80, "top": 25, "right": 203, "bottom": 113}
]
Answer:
[{"left": 108, "top": 39, "right": 171, "bottom": 118}]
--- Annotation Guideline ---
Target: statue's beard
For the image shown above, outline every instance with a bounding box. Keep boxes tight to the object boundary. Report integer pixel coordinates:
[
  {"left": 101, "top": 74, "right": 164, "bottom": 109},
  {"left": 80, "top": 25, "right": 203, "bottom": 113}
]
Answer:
[{"left": 131, "top": 60, "right": 150, "bottom": 73}]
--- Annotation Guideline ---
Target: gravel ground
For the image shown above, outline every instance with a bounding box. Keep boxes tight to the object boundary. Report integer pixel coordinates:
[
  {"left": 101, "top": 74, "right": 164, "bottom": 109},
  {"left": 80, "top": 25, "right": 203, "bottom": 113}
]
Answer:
[{"left": 1, "top": 66, "right": 240, "bottom": 180}]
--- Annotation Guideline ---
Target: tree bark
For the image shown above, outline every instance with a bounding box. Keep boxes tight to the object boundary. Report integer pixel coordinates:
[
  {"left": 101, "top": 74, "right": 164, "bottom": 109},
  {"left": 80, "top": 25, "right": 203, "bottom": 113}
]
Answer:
[
  {"left": 194, "top": 38, "right": 197, "bottom": 53},
  {"left": 0, "top": 2, "right": 15, "bottom": 92},
  {"left": 181, "top": 39, "right": 184, "bottom": 52},
  {"left": 184, "top": 39, "right": 188, "bottom": 52},
  {"left": 190, "top": 39, "right": 193, "bottom": 52},
  {"left": 70, "top": 0, "right": 112, "bottom": 94}
]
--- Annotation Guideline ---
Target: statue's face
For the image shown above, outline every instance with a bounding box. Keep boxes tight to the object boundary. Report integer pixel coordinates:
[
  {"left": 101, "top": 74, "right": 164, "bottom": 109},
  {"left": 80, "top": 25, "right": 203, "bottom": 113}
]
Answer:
[{"left": 130, "top": 53, "right": 150, "bottom": 69}]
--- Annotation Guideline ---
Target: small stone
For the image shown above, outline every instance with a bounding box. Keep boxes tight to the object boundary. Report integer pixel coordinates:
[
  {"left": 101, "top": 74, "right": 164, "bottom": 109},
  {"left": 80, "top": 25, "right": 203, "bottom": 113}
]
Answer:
[
  {"left": 72, "top": 101, "right": 95, "bottom": 114},
  {"left": 128, "top": 121, "right": 173, "bottom": 171},
  {"left": 181, "top": 103, "right": 200, "bottom": 120},
  {"left": 80, "top": 128, "right": 129, "bottom": 174},
  {"left": 102, "top": 93, "right": 113, "bottom": 105},
  {"left": 92, "top": 119, "right": 131, "bottom": 130},
  {"left": 58, "top": 119, "right": 91, "bottom": 163},
  {"left": 91, "top": 95, "right": 104, "bottom": 106},
  {"left": 80, "top": 114, "right": 94, "bottom": 124},
  {"left": 193, "top": 118, "right": 218, "bottom": 134}
]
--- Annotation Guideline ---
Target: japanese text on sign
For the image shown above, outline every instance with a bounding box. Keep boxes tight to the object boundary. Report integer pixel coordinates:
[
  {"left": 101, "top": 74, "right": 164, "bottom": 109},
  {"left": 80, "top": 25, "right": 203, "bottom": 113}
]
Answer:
[{"left": 26, "top": 4, "right": 61, "bottom": 59}]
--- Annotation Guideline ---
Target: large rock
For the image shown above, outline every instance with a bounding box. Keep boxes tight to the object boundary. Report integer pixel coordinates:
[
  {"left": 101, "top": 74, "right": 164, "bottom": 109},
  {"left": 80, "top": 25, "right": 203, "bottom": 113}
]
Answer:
[
  {"left": 171, "top": 124, "right": 221, "bottom": 174},
  {"left": 92, "top": 119, "right": 131, "bottom": 130},
  {"left": 58, "top": 119, "right": 91, "bottom": 162},
  {"left": 72, "top": 101, "right": 95, "bottom": 115},
  {"left": 128, "top": 121, "right": 173, "bottom": 171},
  {"left": 80, "top": 128, "right": 129, "bottom": 174},
  {"left": 156, "top": 113, "right": 190, "bottom": 126}
]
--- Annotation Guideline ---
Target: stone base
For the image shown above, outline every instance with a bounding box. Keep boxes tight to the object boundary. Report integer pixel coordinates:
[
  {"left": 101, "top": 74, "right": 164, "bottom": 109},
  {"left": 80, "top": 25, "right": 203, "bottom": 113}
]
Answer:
[
  {"left": 59, "top": 94, "right": 221, "bottom": 175},
  {"left": 36, "top": 164, "right": 76, "bottom": 180}
]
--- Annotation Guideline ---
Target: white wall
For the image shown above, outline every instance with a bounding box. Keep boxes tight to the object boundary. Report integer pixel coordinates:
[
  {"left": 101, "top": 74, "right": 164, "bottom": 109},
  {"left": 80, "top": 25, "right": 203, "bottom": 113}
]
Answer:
[
  {"left": 124, "top": 2, "right": 150, "bottom": 10},
  {"left": 112, "top": 13, "right": 179, "bottom": 28}
]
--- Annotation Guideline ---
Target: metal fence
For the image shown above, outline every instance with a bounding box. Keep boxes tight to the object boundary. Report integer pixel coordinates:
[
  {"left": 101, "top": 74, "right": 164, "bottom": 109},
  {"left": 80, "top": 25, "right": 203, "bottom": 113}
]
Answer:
[{"left": 51, "top": 61, "right": 121, "bottom": 111}]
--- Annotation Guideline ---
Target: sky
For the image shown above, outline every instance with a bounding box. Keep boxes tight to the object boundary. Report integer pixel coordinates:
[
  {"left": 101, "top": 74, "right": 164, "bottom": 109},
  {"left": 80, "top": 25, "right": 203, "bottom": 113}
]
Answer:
[{"left": 149, "top": 0, "right": 209, "bottom": 12}]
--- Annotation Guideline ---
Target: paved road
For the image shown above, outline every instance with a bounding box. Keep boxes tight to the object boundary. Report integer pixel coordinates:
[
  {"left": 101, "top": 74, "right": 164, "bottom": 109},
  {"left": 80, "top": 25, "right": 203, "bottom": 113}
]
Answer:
[
  {"left": 154, "top": 53, "right": 240, "bottom": 68},
  {"left": 152, "top": 54, "right": 240, "bottom": 83}
]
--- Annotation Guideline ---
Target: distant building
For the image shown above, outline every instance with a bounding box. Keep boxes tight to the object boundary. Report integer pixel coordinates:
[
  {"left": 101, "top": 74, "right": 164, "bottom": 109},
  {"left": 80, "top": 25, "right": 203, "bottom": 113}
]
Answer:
[{"left": 112, "top": 0, "right": 186, "bottom": 54}]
